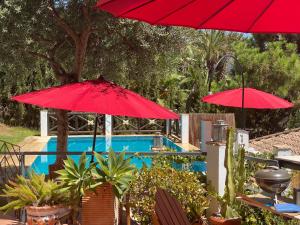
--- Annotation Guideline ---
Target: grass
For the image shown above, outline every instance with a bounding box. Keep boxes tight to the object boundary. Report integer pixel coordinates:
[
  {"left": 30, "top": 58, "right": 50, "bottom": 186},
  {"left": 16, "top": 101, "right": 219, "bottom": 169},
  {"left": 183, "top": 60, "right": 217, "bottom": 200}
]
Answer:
[{"left": 0, "top": 124, "right": 39, "bottom": 145}]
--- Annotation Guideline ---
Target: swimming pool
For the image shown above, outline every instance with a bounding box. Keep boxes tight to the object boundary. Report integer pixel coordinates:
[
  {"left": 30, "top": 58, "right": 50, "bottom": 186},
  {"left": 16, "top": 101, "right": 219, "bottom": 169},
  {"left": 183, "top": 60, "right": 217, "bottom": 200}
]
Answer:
[{"left": 30, "top": 135, "right": 206, "bottom": 174}]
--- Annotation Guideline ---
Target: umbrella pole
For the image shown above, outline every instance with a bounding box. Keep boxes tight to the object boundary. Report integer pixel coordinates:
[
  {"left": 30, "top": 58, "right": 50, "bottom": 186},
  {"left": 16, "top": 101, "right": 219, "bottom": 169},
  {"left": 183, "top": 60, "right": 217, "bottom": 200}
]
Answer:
[
  {"left": 91, "top": 115, "right": 98, "bottom": 163},
  {"left": 242, "top": 72, "right": 246, "bottom": 130}
]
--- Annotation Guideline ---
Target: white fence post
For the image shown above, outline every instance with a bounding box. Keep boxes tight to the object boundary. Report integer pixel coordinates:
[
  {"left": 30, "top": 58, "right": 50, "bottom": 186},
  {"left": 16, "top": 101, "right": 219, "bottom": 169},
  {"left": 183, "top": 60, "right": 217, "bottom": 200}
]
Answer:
[
  {"left": 166, "top": 119, "right": 170, "bottom": 135},
  {"left": 40, "top": 110, "right": 48, "bottom": 137},
  {"left": 180, "top": 114, "right": 189, "bottom": 144},
  {"left": 105, "top": 114, "right": 112, "bottom": 136}
]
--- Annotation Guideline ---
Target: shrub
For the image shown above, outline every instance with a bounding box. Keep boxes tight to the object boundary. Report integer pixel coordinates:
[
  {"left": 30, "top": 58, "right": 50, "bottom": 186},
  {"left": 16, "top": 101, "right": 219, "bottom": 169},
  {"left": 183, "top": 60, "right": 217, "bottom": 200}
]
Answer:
[
  {"left": 129, "top": 164, "right": 209, "bottom": 224},
  {"left": 0, "top": 172, "right": 69, "bottom": 212}
]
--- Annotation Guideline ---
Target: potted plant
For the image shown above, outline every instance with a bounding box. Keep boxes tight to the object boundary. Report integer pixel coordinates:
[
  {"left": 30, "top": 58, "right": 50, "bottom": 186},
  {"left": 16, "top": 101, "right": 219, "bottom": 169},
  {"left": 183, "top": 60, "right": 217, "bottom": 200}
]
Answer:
[
  {"left": 0, "top": 172, "right": 70, "bottom": 225},
  {"left": 84, "top": 150, "right": 136, "bottom": 225},
  {"left": 57, "top": 149, "right": 136, "bottom": 225},
  {"left": 209, "top": 128, "right": 245, "bottom": 225},
  {"left": 56, "top": 152, "right": 96, "bottom": 224}
]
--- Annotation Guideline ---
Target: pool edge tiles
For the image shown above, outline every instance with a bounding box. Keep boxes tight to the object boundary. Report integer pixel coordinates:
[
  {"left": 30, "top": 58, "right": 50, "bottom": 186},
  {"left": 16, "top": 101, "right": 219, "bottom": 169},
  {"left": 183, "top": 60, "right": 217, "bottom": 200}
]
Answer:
[{"left": 45, "top": 135, "right": 189, "bottom": 152}]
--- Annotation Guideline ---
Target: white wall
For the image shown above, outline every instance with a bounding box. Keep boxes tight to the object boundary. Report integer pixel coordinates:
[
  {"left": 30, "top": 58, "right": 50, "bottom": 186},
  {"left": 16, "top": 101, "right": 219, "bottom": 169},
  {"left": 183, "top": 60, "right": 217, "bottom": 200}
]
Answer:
[{"left": 181, "top": 114, "right": 189, "bottom": 144}]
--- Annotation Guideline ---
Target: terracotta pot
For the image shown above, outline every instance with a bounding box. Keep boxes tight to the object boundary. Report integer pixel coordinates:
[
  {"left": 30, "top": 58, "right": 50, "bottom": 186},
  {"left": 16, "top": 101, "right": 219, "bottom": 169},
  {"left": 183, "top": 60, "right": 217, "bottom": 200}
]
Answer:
[
  {"left": 192, "top": 217, "right": 207, "bottom": 225},
  {"left": 209, "top": 216, "right": 241, "bottom": 225},
  {"left": 82, "top": 183, "right": 119, "bottom": 225},
  {"left": 26, "top": 205, "right": 70, "bottom": 225}
]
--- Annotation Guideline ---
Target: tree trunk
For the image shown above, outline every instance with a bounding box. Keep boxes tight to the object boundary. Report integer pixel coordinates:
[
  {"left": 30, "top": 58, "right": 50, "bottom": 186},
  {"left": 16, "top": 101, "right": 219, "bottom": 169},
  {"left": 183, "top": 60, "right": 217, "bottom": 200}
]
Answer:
[
  {"left": 56, "top": 109, "right": 69, "bottom": 163},
  {"left": 49, "top": 73, "right": 79, "bottom": 173}
]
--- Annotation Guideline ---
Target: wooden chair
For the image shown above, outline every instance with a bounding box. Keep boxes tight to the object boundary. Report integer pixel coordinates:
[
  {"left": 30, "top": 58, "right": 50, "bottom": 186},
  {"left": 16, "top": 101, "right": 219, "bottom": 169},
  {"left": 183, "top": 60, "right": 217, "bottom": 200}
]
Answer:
[{"left": 152, "top": 188, "right": 191, "bottom": 225}]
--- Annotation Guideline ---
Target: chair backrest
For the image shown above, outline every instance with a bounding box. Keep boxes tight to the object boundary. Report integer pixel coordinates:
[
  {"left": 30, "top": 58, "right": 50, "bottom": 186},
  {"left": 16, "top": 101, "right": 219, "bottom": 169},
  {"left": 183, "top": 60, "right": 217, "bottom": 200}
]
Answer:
[{"left": 154, "top": 188, "right": 191, "bottom": 225}]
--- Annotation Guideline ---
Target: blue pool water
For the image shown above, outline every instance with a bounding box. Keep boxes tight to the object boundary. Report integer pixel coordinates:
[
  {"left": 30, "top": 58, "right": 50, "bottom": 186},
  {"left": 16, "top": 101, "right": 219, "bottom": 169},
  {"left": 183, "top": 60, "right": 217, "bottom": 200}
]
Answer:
[{"left": 30, "top": 136, "right": 206, "bottom": 174}]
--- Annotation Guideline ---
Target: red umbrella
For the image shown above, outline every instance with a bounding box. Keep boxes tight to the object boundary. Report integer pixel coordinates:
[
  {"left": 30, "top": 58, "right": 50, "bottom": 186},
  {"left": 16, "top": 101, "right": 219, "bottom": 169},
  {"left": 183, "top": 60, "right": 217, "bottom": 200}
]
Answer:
[
  {"left": 12, "top": 78, "right": 178, "bottom": 119},
  {"left": 12, "top": 78, "right": 178, "bottom": 161},
  {"left": 201, "top": 88, "right": 293, "bottom": 128},
  {"left": 98, "top": 0, "right": 300, "bottom": 33},
  {"left": 202, "top": 88, "right": 293, "bottom": 109}
]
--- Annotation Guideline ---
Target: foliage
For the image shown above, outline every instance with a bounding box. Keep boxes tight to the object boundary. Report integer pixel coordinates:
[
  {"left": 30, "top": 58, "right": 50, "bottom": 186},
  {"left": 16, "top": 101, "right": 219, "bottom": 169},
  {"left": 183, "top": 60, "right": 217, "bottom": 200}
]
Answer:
[
  {"left": 236, "top": 146, "right": 246, "bottom": 194},
  {"left": 209, "top": 128, "right": 246, "bottom": 219},
  {"left": 57, "top": 150, "right": 136, "bottom": 201},
  {"left": 0, "top": 0, "right": 195, "bottom": 129},
  {"left": 288, "top": 110, "right": 300, "bottom": 129},
  {"left": 0, "top": 125, "right": 38, "bottom": 144},
  {"left": 129, "top": 164, "right": 209, "bottom": 224},
  {"left": 220, "top": 40, "right": 300, "bottom": 136},
  {"left": 239, "top": 204, "right": 299, "bottom": 225},
  {"left": 219, "top": 128, "right": 239, "bottom": 219},
  {"left": 56, "top": 153, "right": 96, "bottom": 205},
  {"left": 93, "top": 149, "right": 136, "bottom": 199},
  {"left": 0, "top": 172, "right": 69, "bottom": 212}
]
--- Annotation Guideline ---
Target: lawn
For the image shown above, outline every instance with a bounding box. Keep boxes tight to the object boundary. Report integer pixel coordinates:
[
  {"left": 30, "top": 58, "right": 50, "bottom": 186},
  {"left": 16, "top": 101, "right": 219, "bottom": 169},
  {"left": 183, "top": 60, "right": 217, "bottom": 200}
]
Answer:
[{"left": 0, "top": 123, "right": 38, "bottom": 145}]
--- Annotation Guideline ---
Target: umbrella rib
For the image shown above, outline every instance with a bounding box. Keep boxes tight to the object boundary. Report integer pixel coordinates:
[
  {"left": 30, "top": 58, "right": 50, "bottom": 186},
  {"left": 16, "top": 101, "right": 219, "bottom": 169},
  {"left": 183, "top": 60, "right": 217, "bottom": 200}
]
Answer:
[
  {"left": 119, "top": 0, "right": 155, "bottom": 17},
  {"left": 196, "top": 0, "right": 235, "bottom": 28},
  {"left": 246, "top": 0, "right": 275, "bottom": 32},
  {"left": 153, "top": 0, "right": 198, "bottom": 24}
]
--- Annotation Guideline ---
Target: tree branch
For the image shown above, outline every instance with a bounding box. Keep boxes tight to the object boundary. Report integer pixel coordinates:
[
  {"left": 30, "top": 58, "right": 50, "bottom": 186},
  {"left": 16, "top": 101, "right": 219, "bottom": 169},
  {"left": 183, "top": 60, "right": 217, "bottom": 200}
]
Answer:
[
  {"left": 27, "top": 50, "right": 66, "bottom": 76},
  {"left": 71, "top": 0, "right": 92, "bottom": 79},
  {"left": 48, "top": 0, "right": 79, "bottom": 43},
  {"left": 82, "top": 0, "right": 92, "bottom": 26}
]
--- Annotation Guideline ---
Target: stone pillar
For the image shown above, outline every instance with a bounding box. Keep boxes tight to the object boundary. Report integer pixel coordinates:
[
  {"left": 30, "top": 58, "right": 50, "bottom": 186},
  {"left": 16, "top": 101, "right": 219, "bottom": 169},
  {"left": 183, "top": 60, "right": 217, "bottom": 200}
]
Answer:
[
  {"left": 181, "top": 114, "right": 189, "bottom": 144},
  {"left": 40, "top": 110, "right": 48, "bottom": 137},
  {"left": 206, "top": 142, "right": 226, "bottom": 215},
  {"left": 105, "top": 115, "right": 112, "bottom": 136}
]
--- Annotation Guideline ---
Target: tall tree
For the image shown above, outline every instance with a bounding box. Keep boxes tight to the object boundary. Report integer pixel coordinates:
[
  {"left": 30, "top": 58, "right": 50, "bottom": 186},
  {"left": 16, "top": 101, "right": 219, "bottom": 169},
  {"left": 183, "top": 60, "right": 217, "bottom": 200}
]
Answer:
[
  {"left": 180, "top": 31, "right": 240, "bottom": 112},
  {"left": 0, "top": 0, "right": 191, "bottom": 165},
  {"left": 220, "top": 40, "right": 300, "bottom": 137}
]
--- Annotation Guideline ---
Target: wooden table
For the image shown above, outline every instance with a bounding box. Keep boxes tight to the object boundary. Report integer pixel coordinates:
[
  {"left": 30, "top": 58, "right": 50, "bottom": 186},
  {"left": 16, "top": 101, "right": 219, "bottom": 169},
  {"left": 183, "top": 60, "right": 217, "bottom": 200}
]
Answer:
[{"left": 237, "top": 193, "right": 300, "bottom": 220}]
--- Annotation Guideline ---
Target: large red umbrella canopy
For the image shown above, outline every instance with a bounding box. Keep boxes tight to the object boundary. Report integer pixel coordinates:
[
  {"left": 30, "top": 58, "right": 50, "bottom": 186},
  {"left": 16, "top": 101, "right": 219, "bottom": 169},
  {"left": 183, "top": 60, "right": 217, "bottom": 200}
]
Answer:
[
  {"left": 12, "top": 78, "right": 179, "bottom": 119},
  {"left": 201, "top": 88, "right": 293, "bottom": 109},
  {"left": 98, "top": 0, "right": 300, "bottom": 33}
]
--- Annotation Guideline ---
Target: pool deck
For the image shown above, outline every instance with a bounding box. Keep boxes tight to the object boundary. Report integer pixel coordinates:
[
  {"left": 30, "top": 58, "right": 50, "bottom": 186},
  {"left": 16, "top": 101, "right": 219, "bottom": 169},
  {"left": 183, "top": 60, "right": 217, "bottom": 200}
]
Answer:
[
  {"left": 19, "top": 136, "right": 50, "bottom": 166},
  {"left": 175, "top": 143, "right": 199, "bottom": 151}
]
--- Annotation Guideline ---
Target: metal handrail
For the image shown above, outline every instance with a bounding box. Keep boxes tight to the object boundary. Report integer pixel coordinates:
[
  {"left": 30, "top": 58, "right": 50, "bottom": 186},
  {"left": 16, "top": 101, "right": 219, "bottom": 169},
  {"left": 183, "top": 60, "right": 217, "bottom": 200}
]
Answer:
[
  {"left": 0, "top": 140, "right": 21, "bottom": 183},
  {"left": 0, "top": 151, "right": 205, "bottom": 156}
]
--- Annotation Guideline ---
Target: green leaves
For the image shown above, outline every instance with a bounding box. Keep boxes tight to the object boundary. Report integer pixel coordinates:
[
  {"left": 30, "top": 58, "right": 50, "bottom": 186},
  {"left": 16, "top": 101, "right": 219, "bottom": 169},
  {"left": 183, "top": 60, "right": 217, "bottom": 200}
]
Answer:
[
  {"left": 56, "top": 150, "right": 136, "bottom": 202},
  {"left": 56, "top": 152, "right": 95, "bottom": 202},
  {"left": 129, "top": 164, "right": 209, "bottom": 224},
  {"left": 93, "top": 149, "right": 136, "bottom": 199},
  {"left": 0, "top": 171, "right": 69, "bottom": 213}
]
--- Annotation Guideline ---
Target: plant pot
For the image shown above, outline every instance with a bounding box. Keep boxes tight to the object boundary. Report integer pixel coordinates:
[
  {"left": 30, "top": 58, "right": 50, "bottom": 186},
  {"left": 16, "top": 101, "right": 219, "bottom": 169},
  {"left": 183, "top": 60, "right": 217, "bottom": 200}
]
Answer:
[
  {"left": 82, "top": 183, "right": 119, "bottom": 225},
  {"left": 192, "top": 217, "right": 207, "bottom": 225},
  {"left": 209, "top": 216, "right": 241, "bottom": 225},
  {"left": 26, "top": 205, "right": 70, "bottom": 225}
]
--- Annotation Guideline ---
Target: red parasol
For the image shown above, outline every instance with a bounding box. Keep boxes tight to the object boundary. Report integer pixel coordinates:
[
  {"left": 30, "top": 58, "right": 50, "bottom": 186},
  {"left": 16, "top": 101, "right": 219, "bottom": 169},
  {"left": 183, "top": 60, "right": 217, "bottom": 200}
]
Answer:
[{"left": 98, "top": 0, "right": 300, "bottom": 33}]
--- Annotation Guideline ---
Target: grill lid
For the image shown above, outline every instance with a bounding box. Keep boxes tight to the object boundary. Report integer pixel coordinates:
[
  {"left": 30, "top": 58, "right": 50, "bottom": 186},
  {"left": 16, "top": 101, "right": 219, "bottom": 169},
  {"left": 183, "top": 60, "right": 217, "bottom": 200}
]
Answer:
[{"left": 255, "top": 167, "right": 291, "bottom": 181}]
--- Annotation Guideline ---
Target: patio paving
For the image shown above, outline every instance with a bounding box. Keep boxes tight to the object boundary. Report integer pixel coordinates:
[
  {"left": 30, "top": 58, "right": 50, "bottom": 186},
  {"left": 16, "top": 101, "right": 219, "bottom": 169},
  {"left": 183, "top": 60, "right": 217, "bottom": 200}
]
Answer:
[{"left": 0, "top": 213, "right": 21, "bottom": 225}]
